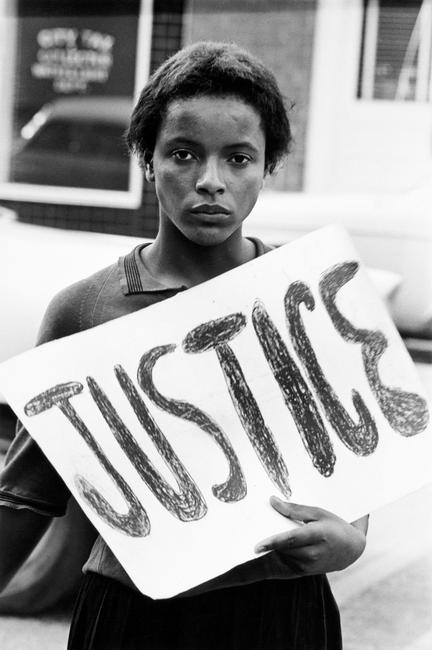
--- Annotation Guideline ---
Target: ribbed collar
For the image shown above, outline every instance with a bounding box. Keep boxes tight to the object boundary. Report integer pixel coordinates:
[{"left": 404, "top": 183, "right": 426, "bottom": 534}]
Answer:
[{"left": 118, "top": 238, "right": 270, "bottom": 296}]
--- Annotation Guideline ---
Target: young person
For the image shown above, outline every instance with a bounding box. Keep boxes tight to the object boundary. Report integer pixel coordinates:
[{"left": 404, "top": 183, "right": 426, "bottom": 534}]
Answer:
[{"left": 0, "top": 42, "right": 367, "bottom": 649}]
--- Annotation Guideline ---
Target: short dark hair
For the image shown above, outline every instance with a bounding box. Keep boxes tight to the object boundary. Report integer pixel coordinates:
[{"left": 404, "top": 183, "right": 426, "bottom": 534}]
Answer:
[{"left": 126, "top": 41, "right": 292, "bottom": 174}]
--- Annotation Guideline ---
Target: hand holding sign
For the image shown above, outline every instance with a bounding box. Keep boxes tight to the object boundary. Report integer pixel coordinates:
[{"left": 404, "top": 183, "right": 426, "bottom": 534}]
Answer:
[{"left": 255, "top": 496, "right": 367, "bottom": 577}]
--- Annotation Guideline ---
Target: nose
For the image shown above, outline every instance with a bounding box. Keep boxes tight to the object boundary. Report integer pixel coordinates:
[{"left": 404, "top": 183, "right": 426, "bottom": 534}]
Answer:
[{"left": 195, "top": 158, "right": 225, "bottom": 195}]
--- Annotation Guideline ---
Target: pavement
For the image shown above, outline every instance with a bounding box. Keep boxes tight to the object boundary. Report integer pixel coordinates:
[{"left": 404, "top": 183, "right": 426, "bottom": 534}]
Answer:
[
  {"left": 0, "top": 611, "right": 70, "bottom": 650},
  {"left": 330, "top": 361, "right": 432, "bottom": 650},
  {"left": 331, "top": 482, "right": 432, "bottom": 650}
]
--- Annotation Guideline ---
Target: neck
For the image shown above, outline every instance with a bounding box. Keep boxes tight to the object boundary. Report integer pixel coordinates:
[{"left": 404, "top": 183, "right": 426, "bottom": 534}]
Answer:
[{"left": 143, "top": 221, "right": 256, "bottom": 287}]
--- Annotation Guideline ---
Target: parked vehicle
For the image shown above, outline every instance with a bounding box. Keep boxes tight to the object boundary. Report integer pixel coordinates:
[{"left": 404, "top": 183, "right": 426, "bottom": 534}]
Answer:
[
  {"left": 0, "top": 210, "right": 143, "bottom": 613},
  {"left": 246, "top": 184, "right": 432, "bottom": 339},
  {"left": 10, "top": 96, "right": 133, "bottom": 190}
]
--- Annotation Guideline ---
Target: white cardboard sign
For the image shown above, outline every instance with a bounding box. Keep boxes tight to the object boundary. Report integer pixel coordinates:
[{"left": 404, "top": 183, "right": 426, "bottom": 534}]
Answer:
[{"left": 0, "top": 226, "right": 430, "bottom": 598}]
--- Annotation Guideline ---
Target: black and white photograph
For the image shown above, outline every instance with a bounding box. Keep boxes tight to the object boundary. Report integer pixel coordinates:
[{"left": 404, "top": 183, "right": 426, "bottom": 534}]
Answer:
[{"left": 0, "top": 1, "right": 431, "bottom": 649}]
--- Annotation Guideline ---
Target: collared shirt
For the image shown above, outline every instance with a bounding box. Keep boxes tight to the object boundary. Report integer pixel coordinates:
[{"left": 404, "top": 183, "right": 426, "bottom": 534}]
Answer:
[{"left": 0, "top": 239, "right": 299, "bottom": 596}]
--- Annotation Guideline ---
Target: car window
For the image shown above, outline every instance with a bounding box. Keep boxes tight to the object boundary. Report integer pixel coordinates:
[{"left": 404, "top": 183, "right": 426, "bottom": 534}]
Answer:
[{"left": 25, "top": 120, "right": 128, "bottom": 160}]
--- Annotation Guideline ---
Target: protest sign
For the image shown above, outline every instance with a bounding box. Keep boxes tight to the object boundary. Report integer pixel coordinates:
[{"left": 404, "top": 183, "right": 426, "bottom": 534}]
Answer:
[{"left": 0, "top": 226, "right": 430, "bottom": 598}]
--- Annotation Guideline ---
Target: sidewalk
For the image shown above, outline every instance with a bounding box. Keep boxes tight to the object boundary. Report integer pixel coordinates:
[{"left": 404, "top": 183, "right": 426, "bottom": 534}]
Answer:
[{"left": 0, "top": 610, "right": 69, "bottom": 649}]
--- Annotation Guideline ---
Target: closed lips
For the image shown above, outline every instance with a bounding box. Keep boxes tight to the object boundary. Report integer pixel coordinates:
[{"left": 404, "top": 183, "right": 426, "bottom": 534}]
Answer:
[{"left": 190, "top": 205, "right": 230, "bottom": 214}]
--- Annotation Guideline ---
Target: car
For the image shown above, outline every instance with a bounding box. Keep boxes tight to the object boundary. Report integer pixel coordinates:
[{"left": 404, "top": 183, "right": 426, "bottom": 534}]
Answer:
[
  {"left": 246, "top": 184, "right": 432, "bottom": 340},
  {"left": 10, "top": 96, "right": 133, "bottom": 191},
  {"left": 0, "top": 210, "right": 145, "bottom": 614}
]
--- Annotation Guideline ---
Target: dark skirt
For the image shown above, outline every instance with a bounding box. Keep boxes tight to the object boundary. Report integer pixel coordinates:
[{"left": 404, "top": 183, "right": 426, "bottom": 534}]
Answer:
[{"left": 67, "top": 572, "right": 342, "bottom": 650}]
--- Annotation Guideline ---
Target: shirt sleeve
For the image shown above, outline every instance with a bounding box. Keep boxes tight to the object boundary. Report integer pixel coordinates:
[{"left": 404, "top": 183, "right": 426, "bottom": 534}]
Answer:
[
  {"left": 0, "top": 281, "right": 85, "bottom": 517},
  {"left": 0, "top": 419, "right": 70, "bottom": 517}
]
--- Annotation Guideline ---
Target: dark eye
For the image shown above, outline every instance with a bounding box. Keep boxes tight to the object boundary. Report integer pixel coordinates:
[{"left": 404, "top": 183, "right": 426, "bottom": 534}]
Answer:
[
  {"left": 173, "top": 150, "right": 194, "bottom": 161},
  {"left": 230, "top": 154, "right": 251, "bottom": 166}
]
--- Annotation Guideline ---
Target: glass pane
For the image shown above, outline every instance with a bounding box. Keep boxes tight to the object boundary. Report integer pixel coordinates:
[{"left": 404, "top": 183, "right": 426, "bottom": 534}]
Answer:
[
  {"left": 374, "top": 0, "right": 422, "bottom": 100},
  {"left": 5, "top": 0, "right": 140, "bottom": 191}
]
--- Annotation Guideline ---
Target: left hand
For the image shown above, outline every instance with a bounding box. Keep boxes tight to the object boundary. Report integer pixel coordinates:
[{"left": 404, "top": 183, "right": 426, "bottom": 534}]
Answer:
[{"left": 254, "top": 496, "right": 368, "bottom": 577}]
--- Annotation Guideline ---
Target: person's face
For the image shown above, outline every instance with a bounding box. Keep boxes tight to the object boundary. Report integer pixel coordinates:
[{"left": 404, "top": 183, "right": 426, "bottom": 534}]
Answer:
[{"left": 147, "top": 95, "right": 266, "bottom": 247}]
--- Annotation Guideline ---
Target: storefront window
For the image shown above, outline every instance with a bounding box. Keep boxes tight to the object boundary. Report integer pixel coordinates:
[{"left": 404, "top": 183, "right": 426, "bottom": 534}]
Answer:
[
  {"left": 358, "top": 0, "right": 432, "bottom": 101},
  {"left": 0, "top": 0, "right": 153, "bottom": 207}
]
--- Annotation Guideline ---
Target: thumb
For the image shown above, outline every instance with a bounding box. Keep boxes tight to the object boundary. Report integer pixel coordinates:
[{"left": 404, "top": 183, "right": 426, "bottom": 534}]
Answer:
[{"left": 270, "top": 496, "right": 320, "bottom": 523}]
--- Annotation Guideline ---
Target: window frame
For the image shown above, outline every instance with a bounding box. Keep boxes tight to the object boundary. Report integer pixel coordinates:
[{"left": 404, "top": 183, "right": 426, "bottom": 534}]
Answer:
[
  {"left": 359, "top": 0, "right": 432, "bottom": 102},
  {"left": 0, "top": 0, "right": 153, "bottom": 209}
]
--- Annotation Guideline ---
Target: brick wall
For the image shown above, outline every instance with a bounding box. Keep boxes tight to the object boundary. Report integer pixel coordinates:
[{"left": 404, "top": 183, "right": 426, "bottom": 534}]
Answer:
[{"left": 183, "top": 0, "right": 317, "bottom": 192}]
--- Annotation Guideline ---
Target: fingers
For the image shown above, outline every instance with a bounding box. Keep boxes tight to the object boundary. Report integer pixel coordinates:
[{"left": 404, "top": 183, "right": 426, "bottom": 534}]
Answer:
[
  {"left": 269, "top": 496, "right": 322, "bottom": 523},
  {"left": 254, "top": 497, "right": 334, "bottom": 554},
  {"left": 255, "top": 522, "right": 324, "bottom": 554},
  {"left": 254, "top": 497, "right": 367, "bottom": 575}
]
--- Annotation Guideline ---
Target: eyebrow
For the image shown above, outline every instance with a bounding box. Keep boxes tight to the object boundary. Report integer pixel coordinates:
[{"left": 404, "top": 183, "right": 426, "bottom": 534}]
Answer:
[
  {"left": 226, "top": 141, "right": 260, "bottom": 153},
  {"left": 164, "top": 137, "right": 199, "bottom": 147},
  {"left": 164, "top": 137, "right": 260, "bottom": 153}
]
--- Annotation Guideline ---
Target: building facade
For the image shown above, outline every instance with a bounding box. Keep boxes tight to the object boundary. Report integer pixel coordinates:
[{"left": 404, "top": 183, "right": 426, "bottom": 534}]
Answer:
[{"left": 0, "top": 0, "right": 430, "bottom": 237}]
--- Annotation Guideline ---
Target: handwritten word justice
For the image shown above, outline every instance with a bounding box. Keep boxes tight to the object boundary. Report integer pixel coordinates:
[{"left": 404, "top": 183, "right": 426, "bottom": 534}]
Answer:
[{"left": 24, "top": 263, "right": 429, "bottom": 537}]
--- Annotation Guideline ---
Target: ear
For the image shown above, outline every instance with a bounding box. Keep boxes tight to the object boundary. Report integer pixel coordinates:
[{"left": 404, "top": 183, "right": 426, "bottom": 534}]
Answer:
[
  {"left": 142, "top": 150, "right": 155, "bottom": 182},
  {"left": 145, "top": 160, "right": 155, "bottom": 183}
]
